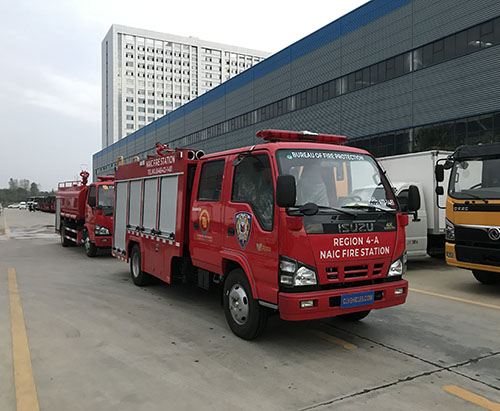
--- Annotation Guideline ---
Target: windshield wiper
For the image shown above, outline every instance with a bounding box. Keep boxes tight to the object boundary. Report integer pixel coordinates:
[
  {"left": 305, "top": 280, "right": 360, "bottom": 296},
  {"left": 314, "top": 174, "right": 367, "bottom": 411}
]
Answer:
[
  {"left": 456, "top": 192, "right": 488, "bottom": 204},
  {"left": 289, "top": 203, "right": 357, "bottom": 217},
  {"left": 342, "top": 204, "right": 396, "bottom": 215},
  {"left": 316, "top": 205, "right": 357, "bottom": 217}
]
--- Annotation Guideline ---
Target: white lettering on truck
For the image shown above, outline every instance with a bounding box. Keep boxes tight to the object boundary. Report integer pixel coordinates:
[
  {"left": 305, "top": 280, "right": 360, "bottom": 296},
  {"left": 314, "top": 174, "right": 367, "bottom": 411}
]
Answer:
[{"left": 319, "top": 235, "right": 390, "bottom": 260}]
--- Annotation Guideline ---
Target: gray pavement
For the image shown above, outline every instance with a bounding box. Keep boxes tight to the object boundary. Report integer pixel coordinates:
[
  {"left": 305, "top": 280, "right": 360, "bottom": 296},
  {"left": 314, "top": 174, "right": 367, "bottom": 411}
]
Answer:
[{"left": 0, "top": 209, "right": 499, "bottom": 410}]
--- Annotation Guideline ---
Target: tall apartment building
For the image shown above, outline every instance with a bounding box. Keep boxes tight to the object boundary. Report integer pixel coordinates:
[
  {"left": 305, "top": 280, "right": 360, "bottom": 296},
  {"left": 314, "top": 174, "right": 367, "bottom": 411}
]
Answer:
[{"left": 102, "top": 24, "right": 271, "bottom": 148}]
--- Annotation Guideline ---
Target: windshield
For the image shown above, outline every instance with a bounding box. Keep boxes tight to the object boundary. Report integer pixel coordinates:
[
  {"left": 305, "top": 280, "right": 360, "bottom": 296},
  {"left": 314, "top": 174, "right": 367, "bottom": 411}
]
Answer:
[
  {"left": 276, "top": 149, "right": 397, "bottom": 211},
  {"left": 98, "top": 184, "right": 115, "bottom": 212},
  {"left": 449, "top": 158, "right": 500, "bottom": 199}
]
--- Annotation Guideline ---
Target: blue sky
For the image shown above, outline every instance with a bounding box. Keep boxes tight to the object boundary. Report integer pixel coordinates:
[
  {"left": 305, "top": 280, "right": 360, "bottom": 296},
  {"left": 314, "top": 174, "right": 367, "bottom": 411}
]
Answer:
[{"left": 0, "top": 0, "right": 366, "bottom": 191}]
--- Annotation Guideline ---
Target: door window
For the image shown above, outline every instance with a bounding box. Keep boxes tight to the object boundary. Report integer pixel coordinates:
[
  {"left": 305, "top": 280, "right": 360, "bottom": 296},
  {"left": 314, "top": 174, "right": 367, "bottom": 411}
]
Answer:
[
  {"left": 197, "top": 160, "right": 225, "bottom": 201},
  {"left": 88, "top": 186, "right": 96, "bottom": 207},
  {"left": 231, "top": 154, "right": 274, "bottom": 231}
]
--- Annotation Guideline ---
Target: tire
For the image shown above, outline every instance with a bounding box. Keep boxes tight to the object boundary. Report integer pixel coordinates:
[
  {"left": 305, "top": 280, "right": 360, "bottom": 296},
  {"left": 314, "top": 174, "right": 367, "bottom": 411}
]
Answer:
[
  {"left": 338, "top": 310, "right": 371, "bottom": 321},
  {"left": 84, "top": 230, "right": 97, "bottom": 257},
  {"left": 130, "top": 245, "right": 150, "bottom": 286},
  {"left": 60, "top": 223, "right": 71, "bottom": 247},
  {"left": 472, "top": 270, "right": 500, "bottom": 285},
  {"left": 223, "top": 269, "right": 268, "bottom": 340}
]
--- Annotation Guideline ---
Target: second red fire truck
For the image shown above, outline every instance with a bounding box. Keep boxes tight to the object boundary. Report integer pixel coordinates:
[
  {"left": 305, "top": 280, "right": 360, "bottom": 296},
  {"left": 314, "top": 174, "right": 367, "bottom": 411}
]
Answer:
[
  {"left": 56, "top": 171, "right": 115, "bottom": 257},
  {"left": 112, "top": 130, "right": 420, "bottom": 339}
]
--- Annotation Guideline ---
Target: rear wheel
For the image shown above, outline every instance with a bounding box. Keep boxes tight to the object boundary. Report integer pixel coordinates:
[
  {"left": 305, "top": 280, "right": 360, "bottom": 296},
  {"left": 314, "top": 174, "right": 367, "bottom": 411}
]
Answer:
[
  {"left": 338, "top": 310, "right": 371, "bottom": 321},
  {"left": 84, "top": 230, "right": 97, "bottom": 257},
  {"left": 130, "top": 245, "right": 150, "bottom": 286},
  {"left": 223, "top": 269, "right": 268, "bottom": 340},
  {"left": 60, "top": 223, "right": 71, "bottom": 247},
  {"left": 472, "top": 270, "right": 500, "bottom": 285}
]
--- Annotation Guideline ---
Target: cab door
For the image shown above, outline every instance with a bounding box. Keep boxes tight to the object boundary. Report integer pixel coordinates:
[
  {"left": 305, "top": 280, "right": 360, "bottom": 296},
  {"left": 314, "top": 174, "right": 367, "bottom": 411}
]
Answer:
[
  {"left": 223, "top": 152, "right": 279, "bottom": 304},
  {"left": 85, "top": 185, "right": 97, "bottom": 239},
  {"left": 190, "top": 158, "right": 226, "bottom": 273}
]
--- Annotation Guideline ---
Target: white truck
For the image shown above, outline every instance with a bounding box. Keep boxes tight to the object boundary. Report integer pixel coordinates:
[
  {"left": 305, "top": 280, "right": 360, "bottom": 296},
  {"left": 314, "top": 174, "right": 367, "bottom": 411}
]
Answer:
[{"left": 378, "top": 151, "right": 452, "bottom": 259}]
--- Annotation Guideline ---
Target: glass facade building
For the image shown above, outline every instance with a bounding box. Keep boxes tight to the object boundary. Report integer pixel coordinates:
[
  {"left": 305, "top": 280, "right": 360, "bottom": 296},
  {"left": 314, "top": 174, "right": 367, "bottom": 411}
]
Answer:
[{"left": 95, "top": 0, "right": 500, "bottom": 177}]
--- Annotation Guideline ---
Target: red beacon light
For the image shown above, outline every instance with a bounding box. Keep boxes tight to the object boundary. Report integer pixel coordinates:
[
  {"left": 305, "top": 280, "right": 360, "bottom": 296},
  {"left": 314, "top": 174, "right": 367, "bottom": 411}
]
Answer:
[{"left": 256, "top": 129, "right": 347, "bottom": 144}]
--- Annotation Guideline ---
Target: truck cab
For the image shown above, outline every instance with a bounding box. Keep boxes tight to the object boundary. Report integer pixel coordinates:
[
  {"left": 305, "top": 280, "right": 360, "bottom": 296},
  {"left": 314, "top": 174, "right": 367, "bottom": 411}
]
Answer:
[
  {"left": 84, "top": 179, "right": 115, "bottom": 256},
  {"left": 189, "top": 130, "right": 419, "bottom": 338},
  {"left": 436, "top": 142, "right": 500, "bottom": 284}
]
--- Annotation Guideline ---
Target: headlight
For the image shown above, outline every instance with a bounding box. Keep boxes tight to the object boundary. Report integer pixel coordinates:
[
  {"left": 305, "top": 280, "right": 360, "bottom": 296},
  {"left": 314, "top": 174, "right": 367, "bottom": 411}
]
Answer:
[
  {"left": 95, "top": 225, "right": 110, "bottom": 236},
  {"left": 294, "top": 266, "right": 317, "bottom": 286},
  {"left": 388, "top": 258, "right": 404, "bottom": 277},
  {"left": 279, "top": 256, "right": 317, "bottom": 287},
  {"left": 445, "top": 218, "right": 455, "bottom": 241}
]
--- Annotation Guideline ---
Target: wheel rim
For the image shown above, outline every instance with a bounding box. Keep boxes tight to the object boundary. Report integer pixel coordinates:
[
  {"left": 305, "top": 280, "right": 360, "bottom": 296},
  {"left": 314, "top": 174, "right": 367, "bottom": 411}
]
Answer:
[
  {"left": 228, "top": 284, "right": 249, "bottom": 325},
  {"left": 132, "top": 253, "right": 140, "bottom": 278},
  {"left": 84, "top": 237, "right": 90, "bottom": 252}
]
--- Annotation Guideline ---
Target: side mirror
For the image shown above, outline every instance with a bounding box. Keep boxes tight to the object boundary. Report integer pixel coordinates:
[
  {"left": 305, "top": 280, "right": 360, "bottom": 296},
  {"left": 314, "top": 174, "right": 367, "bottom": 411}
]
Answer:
[
  {"left": 443, "top": 159, "right": 453, "bottom": 170},
  {"left": 407, "top": 185, "right": 421, "bottom": 212},
  {"left": 276, "top": 175, "right": 296, "bottom": 207},
  {"left": 435, "top": 164, "right": 444, "bottom": 183}
]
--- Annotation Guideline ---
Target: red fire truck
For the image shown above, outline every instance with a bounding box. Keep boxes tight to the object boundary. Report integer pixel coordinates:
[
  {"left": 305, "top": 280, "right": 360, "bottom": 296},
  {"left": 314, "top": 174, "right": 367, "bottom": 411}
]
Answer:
[
  {"left": 56, "top": 171, "right": 115, "bottom": 257},
  {"left": 112, "top": 130, "right": 420, "bottom": 339}
]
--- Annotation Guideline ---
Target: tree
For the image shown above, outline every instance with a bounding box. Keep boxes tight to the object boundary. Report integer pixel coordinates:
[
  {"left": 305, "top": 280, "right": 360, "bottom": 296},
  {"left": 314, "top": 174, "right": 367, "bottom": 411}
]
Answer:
[
  {"left": 30, "top": 182, "right": 39, "bottom": 196},
  {"left": 8, "top": 178, "right": 18, "bottom": 190},
  {"left": 19, "top": 179, "right": 30, "bottom": 191}
]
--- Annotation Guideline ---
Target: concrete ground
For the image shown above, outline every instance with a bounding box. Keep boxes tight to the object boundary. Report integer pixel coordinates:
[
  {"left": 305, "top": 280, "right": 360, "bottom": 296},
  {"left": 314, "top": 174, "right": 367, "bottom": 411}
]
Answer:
[{"left": 1, "top": 208, "right": 499, "bottom": 410}]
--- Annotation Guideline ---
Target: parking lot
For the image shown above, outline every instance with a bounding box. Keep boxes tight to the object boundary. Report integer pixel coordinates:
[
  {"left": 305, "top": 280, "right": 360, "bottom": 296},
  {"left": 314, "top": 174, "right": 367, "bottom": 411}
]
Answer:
[{"left": 1, "top": 209, "right": 499, "bottom": 410}]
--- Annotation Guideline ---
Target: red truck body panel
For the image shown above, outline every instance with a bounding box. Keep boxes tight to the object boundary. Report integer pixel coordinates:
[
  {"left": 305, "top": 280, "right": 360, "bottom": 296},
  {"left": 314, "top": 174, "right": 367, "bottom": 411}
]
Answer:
[{"left": 58, "top": 182, "right": 88, "bottom": 220}]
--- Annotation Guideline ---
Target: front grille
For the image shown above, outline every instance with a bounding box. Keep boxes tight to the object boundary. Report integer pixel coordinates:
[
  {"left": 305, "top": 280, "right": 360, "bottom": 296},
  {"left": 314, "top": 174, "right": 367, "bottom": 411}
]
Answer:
[
  {"left": 325, "top": 262, "right": 386, "bottom": 282},
  {"left": 326, "top": 267, "right": 338, "bottom": 280},
  {"left": 344, "top": 265, "right": 368, "bottom": 278},
  {"left": 455, "top": 245, "right": 500, "bottom": 267},
  {"left": 455, "top": 226, "right": 500, "bottom": 250}
]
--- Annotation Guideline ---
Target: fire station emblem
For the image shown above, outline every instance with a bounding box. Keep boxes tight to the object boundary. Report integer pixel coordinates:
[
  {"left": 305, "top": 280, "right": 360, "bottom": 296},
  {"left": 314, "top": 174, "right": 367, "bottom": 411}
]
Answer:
[
  {"left": 235, "top": 212, "right": 252, "bottom": 250},
  {"left": 200, "top": 209, "right": 210, "bottom": 234}
]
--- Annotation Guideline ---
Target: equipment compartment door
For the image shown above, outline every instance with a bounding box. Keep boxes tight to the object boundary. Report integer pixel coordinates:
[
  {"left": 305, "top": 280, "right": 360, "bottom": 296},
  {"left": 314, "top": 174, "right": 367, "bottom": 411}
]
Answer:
[
  {"left": 142, "top": 177, "right": 162, "bottom": 278},
  {"left": 114, "top": 182, "right": 128, "bottom": 254},
  {"left": 55, "top": 198, "right": 61, "bottom": 231}
]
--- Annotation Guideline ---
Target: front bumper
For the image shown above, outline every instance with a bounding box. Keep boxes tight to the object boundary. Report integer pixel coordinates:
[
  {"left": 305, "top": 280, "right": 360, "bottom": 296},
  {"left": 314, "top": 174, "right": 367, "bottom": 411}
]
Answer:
[
  {"left": 94, "top": 235, "right": 112, "bottom": 248},
  {"left": 278, "top": 280, "right": 408, "bottom": 321}
]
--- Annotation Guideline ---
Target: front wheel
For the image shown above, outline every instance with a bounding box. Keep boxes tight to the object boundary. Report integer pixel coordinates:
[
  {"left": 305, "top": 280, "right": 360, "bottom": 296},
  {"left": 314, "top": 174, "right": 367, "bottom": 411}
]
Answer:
[
  {"left": 223, "top": 269, "right": 268, "bottom": 340},
  {"left": 84, "top": 230, "right": 97, "bottom": 257},
  {"left": 337, "top": 310, "right": 371, "bottom": 321},
  {"left": 130, "top": 245, "right": 150, "bottom": 286},
  {"left": 472, "top": 270, "right": 500, "bottom": 285}
]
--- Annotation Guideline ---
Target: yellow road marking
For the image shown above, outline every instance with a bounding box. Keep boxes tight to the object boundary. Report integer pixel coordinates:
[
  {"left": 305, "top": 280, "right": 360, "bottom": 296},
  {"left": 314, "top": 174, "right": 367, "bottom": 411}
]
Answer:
[
  {"left": 410, "top": 288, "right": 500, "bottom": 311},
  {"left": 312, "top": 330, "right": 357, "bottom": 350},
  {"left": 443, "top": 385, "right": 500, "bottom": 410},
  {"left": 8, "top": 268, "right": 40, "bottom": 411},
  {"left": 3, "top": 212, "right": 9, "bottom": 239}
]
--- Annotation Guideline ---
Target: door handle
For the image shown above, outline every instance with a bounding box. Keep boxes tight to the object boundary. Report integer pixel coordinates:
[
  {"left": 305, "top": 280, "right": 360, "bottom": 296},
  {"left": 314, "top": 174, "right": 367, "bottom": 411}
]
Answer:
[
  {"left": 193, "top": 221, "right": 199, "bottom": 230},
  {"left": 227, "top": 226, "right": 235, "bottom": 236}
]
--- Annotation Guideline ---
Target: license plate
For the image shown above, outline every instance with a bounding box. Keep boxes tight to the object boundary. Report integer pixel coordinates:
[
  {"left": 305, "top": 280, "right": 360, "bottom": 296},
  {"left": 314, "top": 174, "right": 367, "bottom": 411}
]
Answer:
[{"left": 341, "top": 291, "right": 374, "bottom": 308}]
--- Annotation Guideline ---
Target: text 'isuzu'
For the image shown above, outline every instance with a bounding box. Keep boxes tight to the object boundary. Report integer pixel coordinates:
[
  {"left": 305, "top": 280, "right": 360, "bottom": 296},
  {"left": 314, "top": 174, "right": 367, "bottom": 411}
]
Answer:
[{"left": 112, "top": 130, "right": 420, "bottom": 339}]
